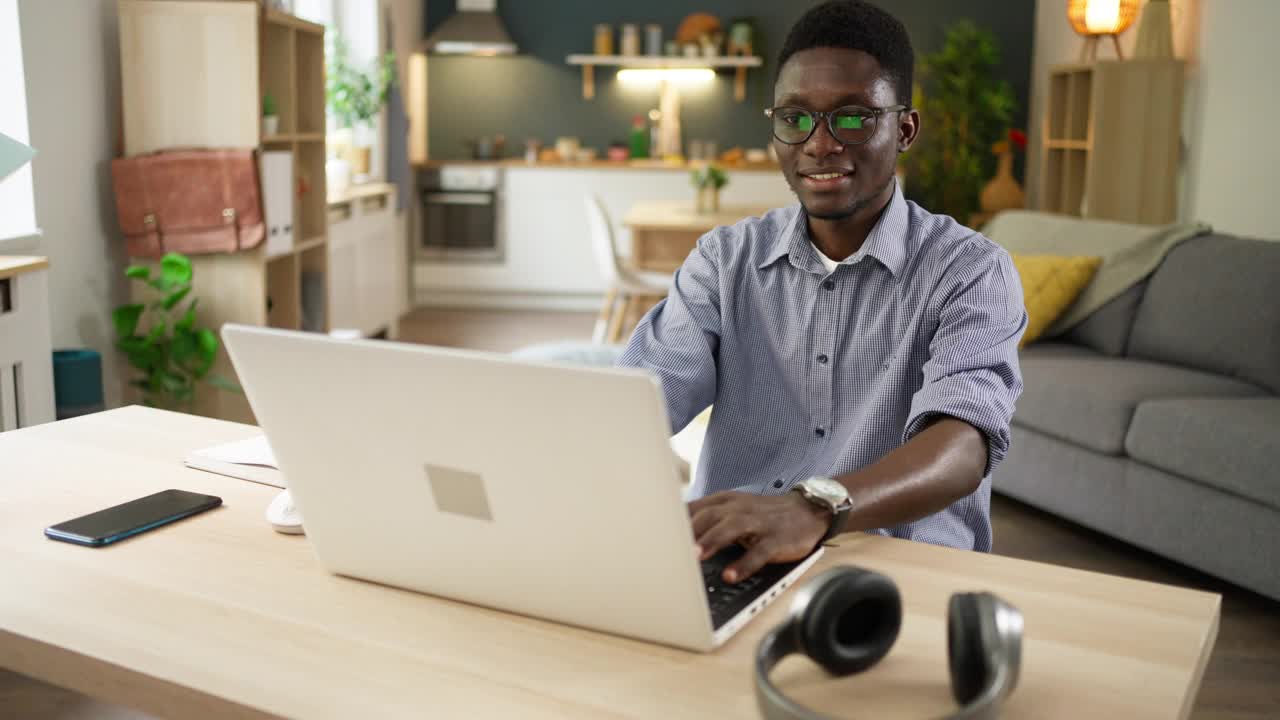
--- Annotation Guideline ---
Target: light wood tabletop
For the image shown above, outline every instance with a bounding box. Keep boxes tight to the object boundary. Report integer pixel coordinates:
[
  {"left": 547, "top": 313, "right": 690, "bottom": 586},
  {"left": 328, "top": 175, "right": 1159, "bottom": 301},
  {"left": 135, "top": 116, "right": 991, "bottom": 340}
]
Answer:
[
  {"left": 0, "top": 407, "right": 1219, "bottom": 719},
  {"left": 623, "top": 200, "right": 776, "bottom": 234},
  {"left": 0, "top": 256, "right": 49, "bottom": 281}
]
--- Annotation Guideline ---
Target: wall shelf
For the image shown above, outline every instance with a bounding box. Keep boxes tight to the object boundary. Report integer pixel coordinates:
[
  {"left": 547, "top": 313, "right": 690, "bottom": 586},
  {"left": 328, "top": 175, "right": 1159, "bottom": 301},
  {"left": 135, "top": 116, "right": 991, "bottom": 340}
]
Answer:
[{"left": 566, "top": 55, "right": 763, "bottom": 102}]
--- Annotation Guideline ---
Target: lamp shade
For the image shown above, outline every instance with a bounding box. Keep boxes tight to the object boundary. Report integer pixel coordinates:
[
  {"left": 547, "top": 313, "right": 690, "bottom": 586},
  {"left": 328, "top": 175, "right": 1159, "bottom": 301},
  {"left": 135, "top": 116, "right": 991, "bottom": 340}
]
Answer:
[{"left": 1067, "top": 0, "right": 1140, "bottom": 36}]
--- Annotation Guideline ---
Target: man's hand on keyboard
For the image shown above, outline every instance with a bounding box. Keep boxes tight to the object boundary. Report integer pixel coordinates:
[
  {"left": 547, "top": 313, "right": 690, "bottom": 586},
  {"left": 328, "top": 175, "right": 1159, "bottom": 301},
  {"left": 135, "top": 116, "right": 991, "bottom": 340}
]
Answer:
[{"left": 688, "top": 491, "right": 830, "bottom": 584}]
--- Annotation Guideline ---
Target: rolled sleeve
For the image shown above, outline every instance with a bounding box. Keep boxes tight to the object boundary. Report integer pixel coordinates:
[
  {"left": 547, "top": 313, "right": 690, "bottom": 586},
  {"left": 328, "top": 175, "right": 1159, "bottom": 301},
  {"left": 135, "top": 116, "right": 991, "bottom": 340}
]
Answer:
[
  {"left": 904, "top": 246, "right": 1027, "bottom": 476},
  {"left": 616, "top": 232, "right": 722, "bottom": 434}
]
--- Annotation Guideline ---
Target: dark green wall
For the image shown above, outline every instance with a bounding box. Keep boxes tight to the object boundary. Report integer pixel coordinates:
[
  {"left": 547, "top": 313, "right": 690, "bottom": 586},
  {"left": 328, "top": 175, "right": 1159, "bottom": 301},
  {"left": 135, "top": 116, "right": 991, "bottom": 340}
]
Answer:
[{"left": 425, "top": 0, "right": 1034, "bottom": 161}]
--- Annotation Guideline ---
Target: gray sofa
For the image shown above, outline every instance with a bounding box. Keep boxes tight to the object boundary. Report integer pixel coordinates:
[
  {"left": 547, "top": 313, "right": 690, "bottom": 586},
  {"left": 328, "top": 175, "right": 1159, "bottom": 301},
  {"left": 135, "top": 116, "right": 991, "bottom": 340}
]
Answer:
[{"left": 994, "top": 232, "right": 1280, "bottom": 600}]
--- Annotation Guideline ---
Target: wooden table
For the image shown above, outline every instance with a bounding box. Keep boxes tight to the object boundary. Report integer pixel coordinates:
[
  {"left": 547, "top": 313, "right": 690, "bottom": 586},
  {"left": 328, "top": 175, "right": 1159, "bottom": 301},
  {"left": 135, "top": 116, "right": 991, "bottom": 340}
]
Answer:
[
  {"left": 0, "top": 407, "right": 1220, "bottom": 719},
  {"left": 623, "top": 200, "right": 776, "bottom": 274},
  {"left": 614, "top": 201, "right": 775, "bottom": 339}
]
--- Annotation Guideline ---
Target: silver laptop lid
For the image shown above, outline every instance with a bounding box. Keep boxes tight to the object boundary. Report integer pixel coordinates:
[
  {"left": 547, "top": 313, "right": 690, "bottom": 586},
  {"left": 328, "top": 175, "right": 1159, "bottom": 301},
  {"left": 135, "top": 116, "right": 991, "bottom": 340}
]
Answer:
[{"left": 222, "top": 325, "right": 718, "bottom": 650}]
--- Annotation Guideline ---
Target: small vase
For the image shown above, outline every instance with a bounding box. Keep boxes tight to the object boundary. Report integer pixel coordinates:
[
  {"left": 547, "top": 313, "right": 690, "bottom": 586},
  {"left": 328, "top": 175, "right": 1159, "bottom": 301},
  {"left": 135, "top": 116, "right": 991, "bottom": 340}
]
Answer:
[
  {"left": 709, "top": 187, "right": 720, "bottom": 212},
  {"left": 1133, "top": 0, "right": 1174, "bottom": 59},
  {"left": 350, "top": 146, "right": 371, "bottom": 176},
  {"left": 262, "top": 115, "right": 279, "bottom": 137},
  {"left": 980, "top": 150, "right": 1025, "bottom": 215}
]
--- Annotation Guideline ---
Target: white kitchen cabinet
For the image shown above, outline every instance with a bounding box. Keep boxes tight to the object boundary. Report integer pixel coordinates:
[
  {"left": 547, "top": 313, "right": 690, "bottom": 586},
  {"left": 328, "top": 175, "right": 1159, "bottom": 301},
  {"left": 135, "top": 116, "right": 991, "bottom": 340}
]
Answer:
[
  {"left": 413, "top": 166, "right": 792, "bottom": 308},
  {"left": 0, "top": 257, "right": 55, "bottom": 431},
  {"left": 327, "top": 185, "right": 407, "bottom": 338}
]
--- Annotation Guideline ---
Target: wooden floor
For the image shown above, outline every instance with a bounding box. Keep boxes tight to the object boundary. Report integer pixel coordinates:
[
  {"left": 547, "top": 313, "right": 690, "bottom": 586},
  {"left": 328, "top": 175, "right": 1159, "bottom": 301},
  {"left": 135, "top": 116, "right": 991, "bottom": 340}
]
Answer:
[{"left": 4, "top": 307, "right": 1276, "bottom": 719}]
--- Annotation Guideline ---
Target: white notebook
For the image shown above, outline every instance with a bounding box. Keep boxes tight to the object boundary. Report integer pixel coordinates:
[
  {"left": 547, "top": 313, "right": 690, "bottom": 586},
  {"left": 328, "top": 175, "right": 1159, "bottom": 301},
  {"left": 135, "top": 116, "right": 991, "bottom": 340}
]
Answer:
[{"left": 184, "top": 434, "right": 285, "bottom": 488}]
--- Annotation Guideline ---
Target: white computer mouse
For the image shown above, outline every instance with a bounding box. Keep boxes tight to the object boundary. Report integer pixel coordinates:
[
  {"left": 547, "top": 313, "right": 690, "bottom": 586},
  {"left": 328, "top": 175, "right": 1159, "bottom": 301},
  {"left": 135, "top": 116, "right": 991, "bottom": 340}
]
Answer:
[{"left": 266, "top": 489, "right": 305, "bottom": 535}]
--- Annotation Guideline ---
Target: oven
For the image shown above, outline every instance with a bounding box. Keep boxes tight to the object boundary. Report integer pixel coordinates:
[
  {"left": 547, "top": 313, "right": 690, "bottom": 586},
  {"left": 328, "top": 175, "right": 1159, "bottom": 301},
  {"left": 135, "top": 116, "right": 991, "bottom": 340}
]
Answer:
[{"left": 417, "top": 166, "right": 503, "bottom": 263}]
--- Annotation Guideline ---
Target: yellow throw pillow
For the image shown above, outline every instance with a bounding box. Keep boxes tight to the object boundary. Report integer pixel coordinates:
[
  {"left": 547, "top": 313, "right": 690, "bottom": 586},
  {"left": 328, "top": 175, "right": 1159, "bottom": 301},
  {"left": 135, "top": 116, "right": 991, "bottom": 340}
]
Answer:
[{"left": 1011, "top": 254, "right": 1102, "bottom": 347}]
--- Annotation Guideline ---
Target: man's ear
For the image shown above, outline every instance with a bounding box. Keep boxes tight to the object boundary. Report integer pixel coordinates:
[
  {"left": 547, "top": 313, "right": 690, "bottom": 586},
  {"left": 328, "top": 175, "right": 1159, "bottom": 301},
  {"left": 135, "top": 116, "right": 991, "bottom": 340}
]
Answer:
[{"left": 898, "top": 109, "right": 921, "bottom": 153}]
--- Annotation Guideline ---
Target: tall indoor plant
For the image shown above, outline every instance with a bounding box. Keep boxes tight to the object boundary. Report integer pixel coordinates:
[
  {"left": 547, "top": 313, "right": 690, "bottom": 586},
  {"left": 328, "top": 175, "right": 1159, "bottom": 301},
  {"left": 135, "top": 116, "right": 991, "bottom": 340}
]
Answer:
[
  {"left": 905, "top": 21, "right": 1017, "bottom": 223},
  {"left": 326, "top": 33, "right": 396, "bottom": 177},
  {"left": 113, "top": 253, "right": 235, "bottom": 411}
]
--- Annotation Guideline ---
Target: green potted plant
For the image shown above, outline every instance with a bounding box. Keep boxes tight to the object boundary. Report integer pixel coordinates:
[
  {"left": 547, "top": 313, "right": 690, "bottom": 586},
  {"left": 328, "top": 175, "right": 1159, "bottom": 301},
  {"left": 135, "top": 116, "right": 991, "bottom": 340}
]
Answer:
[
  {"left": 326, "top": 33, "right": 395, "bottom": 178},
  {"left": 262, "top": 92, "right": 279, "bottom": 137},
  {"left": 904, "top": 21, "right": 1016, "bottom": 223},
  {"left": 691, "top": 163, "right": 729, "bottom": 213},
  {"left": 113, "top": 253, "right": 237, "bottom": 412}
]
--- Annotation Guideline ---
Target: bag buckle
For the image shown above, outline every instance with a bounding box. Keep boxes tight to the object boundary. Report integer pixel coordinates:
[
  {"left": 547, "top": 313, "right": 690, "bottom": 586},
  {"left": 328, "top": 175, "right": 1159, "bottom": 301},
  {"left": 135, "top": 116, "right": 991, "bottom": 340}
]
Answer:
[
  {"left": 143, "top": 213, "right": 156, "bottom": 227},
  {"left": 222, "top": 208, "right": 237, "bottom": 222}
]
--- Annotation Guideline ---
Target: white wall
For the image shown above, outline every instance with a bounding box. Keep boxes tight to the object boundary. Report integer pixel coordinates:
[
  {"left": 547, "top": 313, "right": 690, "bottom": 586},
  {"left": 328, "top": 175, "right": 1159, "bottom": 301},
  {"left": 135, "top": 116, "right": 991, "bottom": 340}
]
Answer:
[
  {"left": 1181, "top": 0, "right": 1278, "bottom": 239},
  {"left": 17, "top": 0, "right": 125, "bottom": 406}
]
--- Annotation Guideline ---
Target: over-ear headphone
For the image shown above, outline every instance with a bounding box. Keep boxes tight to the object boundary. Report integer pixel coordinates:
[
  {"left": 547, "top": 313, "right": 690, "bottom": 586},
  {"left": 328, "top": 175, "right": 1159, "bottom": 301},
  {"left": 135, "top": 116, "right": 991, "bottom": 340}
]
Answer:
[{"left": 755, "top": 566, "right": 1023, "bottom": 720}]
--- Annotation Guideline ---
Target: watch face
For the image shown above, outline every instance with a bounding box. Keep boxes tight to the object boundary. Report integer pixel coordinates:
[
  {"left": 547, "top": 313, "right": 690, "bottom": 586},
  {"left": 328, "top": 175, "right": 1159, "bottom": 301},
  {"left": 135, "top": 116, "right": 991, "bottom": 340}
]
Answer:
[{"left": 803, "top": 477, "right": 849, "bottom": 507}]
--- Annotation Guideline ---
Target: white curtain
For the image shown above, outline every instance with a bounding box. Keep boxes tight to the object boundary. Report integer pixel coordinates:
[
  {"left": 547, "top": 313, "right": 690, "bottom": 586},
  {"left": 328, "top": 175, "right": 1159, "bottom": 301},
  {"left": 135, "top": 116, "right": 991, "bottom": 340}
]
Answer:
[{"left": 0, "top": 0, "right": 38, "bottom": 245}]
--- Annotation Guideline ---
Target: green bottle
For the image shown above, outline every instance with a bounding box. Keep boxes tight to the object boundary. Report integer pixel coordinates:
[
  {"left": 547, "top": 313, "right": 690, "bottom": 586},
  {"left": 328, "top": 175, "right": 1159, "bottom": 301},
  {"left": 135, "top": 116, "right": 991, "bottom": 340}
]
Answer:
[{"left": 629, "top": 115, "right": 649, "bottom": 159}]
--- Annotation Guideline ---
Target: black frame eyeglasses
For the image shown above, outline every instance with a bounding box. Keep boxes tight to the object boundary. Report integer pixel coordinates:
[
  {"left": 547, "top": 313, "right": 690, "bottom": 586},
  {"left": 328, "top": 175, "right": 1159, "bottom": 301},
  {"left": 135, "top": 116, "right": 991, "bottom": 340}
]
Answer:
[{"left": 764, "top": 104, "right": 909, "bottom": 146}]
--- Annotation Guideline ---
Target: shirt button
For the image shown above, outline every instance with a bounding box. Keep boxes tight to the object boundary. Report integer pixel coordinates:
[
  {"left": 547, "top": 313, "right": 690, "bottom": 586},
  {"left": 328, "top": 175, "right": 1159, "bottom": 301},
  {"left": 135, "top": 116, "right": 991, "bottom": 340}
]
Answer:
[
  {"left": 816, "top": 354, "right": 829, "bottom": 364},
  {"left": 822, "top": 280, "right": 836, "bottom": 291},
  {"left": 815, "top": 427, "right": 826, "bottom": 438},
  {"left": 773, "top": 479, "right": 784, "bottom": 489}
]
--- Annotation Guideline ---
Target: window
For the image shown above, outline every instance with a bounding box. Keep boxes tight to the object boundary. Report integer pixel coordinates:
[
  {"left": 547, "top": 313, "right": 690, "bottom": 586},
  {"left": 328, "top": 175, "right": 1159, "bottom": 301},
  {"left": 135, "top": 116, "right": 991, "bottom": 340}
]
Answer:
[{"left": 0, "top": 0, "right": 38, "bottom": 245}]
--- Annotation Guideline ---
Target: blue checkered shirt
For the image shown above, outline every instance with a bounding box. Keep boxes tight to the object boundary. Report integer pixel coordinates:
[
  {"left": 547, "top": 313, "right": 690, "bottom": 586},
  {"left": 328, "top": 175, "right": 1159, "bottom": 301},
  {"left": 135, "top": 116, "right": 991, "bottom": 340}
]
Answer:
[{"left": 618, "top": 184, "right": 1026, "bottom": 551}]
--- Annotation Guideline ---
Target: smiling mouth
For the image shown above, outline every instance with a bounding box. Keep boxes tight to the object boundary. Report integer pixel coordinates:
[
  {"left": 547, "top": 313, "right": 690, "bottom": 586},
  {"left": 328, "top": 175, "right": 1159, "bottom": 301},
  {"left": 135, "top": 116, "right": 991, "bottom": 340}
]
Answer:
[{"left": 799, "top": 170, "right": 853, "bottom": 189}]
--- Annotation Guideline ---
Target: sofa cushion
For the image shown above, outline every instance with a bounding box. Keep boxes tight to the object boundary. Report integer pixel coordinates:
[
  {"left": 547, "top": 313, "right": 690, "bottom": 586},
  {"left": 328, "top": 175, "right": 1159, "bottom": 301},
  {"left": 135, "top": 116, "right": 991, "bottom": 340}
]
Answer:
[
  {"left": 1126, "top": 397, "right": 1280, "bottom": 511},
  {"left": 1011, "top": 254, "right": 1102, "bottom": 347},
  {"left": 1061, "top": 280, "right": 1147, "bottom": 356},
  {"left": 1015, "top": 343, "right": 1264, "bottom": 455},
  {"left": 1128, "top": 234, "right": 1280, "bottom": 393}
]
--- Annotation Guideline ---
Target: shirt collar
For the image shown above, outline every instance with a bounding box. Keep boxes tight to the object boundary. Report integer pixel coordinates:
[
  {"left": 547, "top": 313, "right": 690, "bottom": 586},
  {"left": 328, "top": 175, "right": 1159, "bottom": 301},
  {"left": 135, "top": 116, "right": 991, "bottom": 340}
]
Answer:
[{"left": 758, "top": 181, "right": 910, "bottom": 278}]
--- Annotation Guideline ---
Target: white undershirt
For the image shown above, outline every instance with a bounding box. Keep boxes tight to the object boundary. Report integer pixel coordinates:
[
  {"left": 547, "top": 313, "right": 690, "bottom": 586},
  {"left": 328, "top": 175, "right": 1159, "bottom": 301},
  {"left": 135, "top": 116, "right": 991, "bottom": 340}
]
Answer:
[{"left": 811, "top": 241, "right": 860, "bottom": 274}]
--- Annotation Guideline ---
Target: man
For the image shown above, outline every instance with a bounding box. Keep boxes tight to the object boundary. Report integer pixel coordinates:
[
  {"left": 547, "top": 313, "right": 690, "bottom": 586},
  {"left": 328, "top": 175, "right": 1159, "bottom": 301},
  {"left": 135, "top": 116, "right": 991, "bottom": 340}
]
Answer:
[{"left": 618, "top": 0, "right": 1027, "bottom": 584}]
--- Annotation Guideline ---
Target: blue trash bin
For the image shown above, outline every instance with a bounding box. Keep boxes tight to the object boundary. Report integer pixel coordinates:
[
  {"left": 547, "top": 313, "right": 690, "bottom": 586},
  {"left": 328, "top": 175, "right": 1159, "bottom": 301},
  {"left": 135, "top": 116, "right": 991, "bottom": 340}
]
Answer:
[{"left": 52, "top": 349, "right": 105, "bottom": 419}]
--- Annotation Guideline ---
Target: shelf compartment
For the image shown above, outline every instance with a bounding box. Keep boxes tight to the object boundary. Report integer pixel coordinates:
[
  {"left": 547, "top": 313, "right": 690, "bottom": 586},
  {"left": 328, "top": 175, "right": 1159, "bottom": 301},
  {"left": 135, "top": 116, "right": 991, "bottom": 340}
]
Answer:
[
  {"left": 299, "top": 243, "right": 328, "bottom": 333},
  {"left": 262, "top": 21, "right": 296, "bottom": 136},
  {"left": 296, "top": 29, "right": 325, "bottom": 135},
  {"left": 296, "top": 142, "right": 327, "bottom": 242},
  {"left": 266, "top": 253, "right": 300, "bottom": 330}
]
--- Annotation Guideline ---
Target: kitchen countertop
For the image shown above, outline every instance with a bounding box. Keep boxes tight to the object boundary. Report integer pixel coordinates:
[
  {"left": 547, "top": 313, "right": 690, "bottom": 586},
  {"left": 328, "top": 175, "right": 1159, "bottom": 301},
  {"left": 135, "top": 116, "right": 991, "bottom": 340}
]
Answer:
[{"left": 414, "top": 159, "right": 781, "bottom": 173}]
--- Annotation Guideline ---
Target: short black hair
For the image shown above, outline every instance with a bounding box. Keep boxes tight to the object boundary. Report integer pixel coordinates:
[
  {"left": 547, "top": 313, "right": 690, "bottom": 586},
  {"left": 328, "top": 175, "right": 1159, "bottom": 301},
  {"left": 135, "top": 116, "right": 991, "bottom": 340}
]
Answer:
[{"left": 776, "top": 0, "right": 915, "bottom": 106}]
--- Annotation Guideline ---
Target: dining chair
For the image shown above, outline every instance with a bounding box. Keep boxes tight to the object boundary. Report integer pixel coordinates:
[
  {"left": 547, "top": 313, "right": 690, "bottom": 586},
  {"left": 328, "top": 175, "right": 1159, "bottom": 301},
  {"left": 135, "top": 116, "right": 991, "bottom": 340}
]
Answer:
[{"left": 584, "top": 194, "right": 673, "bottom": 343}]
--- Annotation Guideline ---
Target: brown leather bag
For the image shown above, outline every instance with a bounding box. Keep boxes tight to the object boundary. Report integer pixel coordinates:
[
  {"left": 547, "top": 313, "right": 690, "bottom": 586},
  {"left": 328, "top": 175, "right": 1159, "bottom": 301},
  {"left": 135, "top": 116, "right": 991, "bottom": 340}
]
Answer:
[{"left": 111, "top": 149, "right": 266, "bottom": 258}]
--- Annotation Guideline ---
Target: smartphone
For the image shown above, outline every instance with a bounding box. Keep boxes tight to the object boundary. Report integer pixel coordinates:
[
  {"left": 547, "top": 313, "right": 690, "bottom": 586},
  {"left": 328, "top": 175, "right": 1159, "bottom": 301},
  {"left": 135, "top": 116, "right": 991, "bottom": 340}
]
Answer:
[{"left": 45, "top": 489, "right": 223, "bottom": 547}]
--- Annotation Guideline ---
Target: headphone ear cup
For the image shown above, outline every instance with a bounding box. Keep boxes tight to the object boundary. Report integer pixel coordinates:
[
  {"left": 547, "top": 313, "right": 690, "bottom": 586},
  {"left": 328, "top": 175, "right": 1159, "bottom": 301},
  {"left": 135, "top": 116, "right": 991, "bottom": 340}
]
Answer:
[
  {"left": 798, "top": 567, "right": 902, "bottom": 676},
  {"left": 948, "top": 593, "right": 993, "bottom": 705}
]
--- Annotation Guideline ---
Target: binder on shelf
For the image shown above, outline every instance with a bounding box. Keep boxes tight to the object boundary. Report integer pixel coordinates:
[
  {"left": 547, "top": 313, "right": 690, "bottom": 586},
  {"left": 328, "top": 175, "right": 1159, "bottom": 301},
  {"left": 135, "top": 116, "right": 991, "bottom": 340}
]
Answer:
[{"left": 260, "top": 151, "right": 294, "bottom": 257}]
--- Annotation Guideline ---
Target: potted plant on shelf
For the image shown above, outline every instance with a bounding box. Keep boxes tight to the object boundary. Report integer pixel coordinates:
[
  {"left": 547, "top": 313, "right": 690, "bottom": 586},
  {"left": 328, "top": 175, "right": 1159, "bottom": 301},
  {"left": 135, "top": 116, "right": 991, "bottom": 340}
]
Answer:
[
  {"left": 325, "top": 33, "right": 395, "bottom": 181},
  {"left": 113, "top": 253, "right": 238, "bottom": 412},
  {"left": 691, "top": 163, "right": 729, "bottom": 213},
  {"left": 262, "top": 92, "right": 279, "bottom": 138}
]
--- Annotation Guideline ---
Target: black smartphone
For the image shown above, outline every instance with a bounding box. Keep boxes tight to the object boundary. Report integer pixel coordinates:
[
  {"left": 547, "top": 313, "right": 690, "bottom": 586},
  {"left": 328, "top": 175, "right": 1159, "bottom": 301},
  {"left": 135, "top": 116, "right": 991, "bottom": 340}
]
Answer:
[{"left": 45, "top": 489, "right": 223, "bottom": 547}]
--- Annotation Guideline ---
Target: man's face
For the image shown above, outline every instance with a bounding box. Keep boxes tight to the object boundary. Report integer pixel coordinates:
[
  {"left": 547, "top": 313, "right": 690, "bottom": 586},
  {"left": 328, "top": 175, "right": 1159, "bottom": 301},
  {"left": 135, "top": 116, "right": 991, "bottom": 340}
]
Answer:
[{"left": 772, "top": 47, "right": 918, "bottom": 220}]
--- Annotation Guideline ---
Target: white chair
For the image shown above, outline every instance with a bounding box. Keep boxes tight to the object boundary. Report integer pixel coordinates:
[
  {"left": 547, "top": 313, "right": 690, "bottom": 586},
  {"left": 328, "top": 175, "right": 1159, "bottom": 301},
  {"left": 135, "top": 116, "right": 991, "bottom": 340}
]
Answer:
[{"left": 585, "top": 194, "right": 673, "bottom": 344}]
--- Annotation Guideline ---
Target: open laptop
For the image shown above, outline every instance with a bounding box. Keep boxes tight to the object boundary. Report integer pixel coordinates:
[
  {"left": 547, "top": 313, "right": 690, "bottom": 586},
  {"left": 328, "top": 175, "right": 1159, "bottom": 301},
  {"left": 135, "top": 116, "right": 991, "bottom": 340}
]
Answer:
[{"left": 221, "top": 324, "right": 822, "bottom": 651}]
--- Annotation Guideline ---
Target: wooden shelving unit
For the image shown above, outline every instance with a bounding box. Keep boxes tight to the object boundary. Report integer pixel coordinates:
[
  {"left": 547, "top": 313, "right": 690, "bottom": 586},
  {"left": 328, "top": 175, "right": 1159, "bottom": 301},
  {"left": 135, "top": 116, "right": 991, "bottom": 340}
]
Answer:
[
  {"left": 118, "top": 0, "right": 328, "bottom": 423},
  {"left": 1038, "top": 59, "right": 1183, "bottom": 224},
  {"left": 566, "top": 55, "right": 762, "bottom": 101}
]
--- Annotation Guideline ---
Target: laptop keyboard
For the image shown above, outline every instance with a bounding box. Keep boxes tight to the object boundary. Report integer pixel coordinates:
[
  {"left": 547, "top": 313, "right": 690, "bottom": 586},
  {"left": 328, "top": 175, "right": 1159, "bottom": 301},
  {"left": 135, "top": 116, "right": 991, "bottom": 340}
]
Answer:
[{"left": 701, "top": 544, "right": 804, "bottom": 630}]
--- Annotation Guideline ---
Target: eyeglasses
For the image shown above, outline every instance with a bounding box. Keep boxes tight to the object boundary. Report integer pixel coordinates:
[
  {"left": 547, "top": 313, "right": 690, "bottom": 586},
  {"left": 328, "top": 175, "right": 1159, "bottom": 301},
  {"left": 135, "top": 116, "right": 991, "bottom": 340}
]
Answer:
[{"left": 764, "top": 104, "right": 909, "bottom": 145}]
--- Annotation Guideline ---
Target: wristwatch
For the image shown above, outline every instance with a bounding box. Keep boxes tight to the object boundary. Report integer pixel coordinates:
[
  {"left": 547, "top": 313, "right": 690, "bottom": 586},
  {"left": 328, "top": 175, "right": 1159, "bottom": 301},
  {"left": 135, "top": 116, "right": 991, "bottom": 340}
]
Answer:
[{"left": 791, "top": 476, "right": 854, "bottom": 545}]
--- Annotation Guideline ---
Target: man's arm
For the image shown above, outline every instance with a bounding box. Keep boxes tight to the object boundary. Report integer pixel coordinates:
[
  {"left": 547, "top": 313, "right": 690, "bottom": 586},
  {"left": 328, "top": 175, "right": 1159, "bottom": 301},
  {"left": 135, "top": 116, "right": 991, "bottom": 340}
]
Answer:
[
  {"left": 617, "top": 232, "right": 723, "bottom": 434},
  {"left": 691, "top": 246, "right": 1026, "bottom": 582}
]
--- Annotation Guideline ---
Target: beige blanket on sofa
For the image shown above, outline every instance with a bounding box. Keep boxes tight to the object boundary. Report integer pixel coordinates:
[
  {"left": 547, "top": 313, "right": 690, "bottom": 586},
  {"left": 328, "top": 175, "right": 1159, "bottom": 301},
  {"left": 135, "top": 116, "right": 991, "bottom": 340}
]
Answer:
[{"left": 982, "top": 210, "right": 1211, "bottom": 335}]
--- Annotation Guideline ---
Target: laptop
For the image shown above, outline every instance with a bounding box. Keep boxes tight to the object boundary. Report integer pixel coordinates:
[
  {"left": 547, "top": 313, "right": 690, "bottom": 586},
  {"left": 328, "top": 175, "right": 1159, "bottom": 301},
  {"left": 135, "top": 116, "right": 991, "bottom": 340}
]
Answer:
[{"left": 221, "top": 324, "right": 822, "bottom": 651}]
